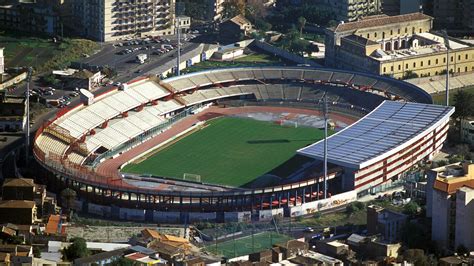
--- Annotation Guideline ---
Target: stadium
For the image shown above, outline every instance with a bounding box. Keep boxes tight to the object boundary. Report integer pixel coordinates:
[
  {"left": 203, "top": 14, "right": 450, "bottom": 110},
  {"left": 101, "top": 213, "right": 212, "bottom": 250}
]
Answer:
[{"left": 33, "top": 67, "right": 454, "bottom": 223}]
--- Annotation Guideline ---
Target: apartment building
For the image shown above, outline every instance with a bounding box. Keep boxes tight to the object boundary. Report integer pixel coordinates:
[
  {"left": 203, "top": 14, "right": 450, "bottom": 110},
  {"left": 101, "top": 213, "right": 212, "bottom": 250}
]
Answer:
[
  {"left": 73, "top": 0, "right": 175, "bottom": 42},
  {"left": 381, "top": 0, "right": 422, "bottom": 16},
  {"left": 461, "top": 118, "right": 474, "bottom": 148},
  {"left": 0, "top": 1, "right": 61, "bottom": 36},
  {"left": 325, "top": 13, "right": 474, "bottom": 79},
  {"left": 426, "top": 162, "right": 474, "bottom": 252}
]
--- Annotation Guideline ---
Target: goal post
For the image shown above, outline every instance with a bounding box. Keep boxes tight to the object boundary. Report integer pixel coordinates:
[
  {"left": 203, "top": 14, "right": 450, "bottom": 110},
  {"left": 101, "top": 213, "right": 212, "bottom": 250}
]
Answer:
[
  {"left": 183, "top": 173, "right": 202, "bottom": 183},
  {"left": 280, "top": 120, "right": 298, "bottom": 128}
]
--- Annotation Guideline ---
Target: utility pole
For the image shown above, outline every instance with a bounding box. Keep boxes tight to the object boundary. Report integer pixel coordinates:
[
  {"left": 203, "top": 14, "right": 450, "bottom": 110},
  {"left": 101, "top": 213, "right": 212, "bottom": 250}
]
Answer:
[
  {"left": 25, "top": 67, "right": 33, "bottom": 165},
  {"left": 442, "top": 30, "right": 450, "bottom": 106},
  {"left": 176, "top": 16, "right": 181, "bottom": 76},
  {"left": 323, "top": 92, "right": 328, "bottom": 199}
]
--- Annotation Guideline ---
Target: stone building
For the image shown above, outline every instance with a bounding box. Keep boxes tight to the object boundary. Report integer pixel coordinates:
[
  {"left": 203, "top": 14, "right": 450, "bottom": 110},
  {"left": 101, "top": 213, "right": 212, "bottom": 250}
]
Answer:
[{"left": 325, "top": 13, "right": 474, "bottom": 79}]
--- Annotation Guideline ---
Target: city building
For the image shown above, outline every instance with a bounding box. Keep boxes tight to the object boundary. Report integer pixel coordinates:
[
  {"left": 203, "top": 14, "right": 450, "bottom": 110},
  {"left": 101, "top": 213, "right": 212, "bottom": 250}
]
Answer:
[
  {"left": 0, "top": 47, "right": 4, "bottom": 75},
  {"left": 381, "top": 0, "right": 422, "bottom": 16},
  {"left": 367, "top": 205, "right": 407, "bottom": 243},
  {"left": 72, "top": 0, "right": 176, "bottom": 42},
  {"left": 325, "top": 13, "right": 474, "bottom": 79},
  {"left": 219, "top": 15, "right": 253, "bottom": 42},
  {"left": 210, "top": 0, "right": 226, "bottom": 22},
  {"left": 0, "top": 1, "right": 61, "bottom": 36},
  {"left": 0, "top": 201, "right": 37, "bottom": 225},
  {"left": 176, "top": 15, "right": 191, "bottom": 33},
  {"left": 426, "top": 162, "right": 474, "bottom": 251},
  {"left": 0, "top": 93, "right": 26, "bottom": 132},
  {"left": 461, "top": 117, "right": 474, "bottom": 148}
]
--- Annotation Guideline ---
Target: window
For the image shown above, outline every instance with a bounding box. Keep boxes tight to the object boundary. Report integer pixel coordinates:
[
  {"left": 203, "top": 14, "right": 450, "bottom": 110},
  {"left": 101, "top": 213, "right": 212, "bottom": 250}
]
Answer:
[
  {"left": 419, "top": 28, "right": 422, "bottom": 33},
  {"left": 391, "top": 66, "right": 394, "bottom": 71},
  {"left": 436, "top": 59, "right": 439, "bottom": 64},
  {"left": 398, "top": 65, "right": 401, "bottom": 70},
  {"left": 443, "top": 58, "right": 446, "bottom": 63},
  {"left": 398, "top": 29, "right": 400, "bottom": 34},
  {"left": 451, "top": 56, "right": 454, "bottom": 62},
  {"left": 421, "top": 61, "right": 424, "bottom": 67},
  {"left": 412, "top": 27, "right": 415, "bottom": 34},
  {"left": 465, "top": 66, "right": 468, "bottom": 72},
  {"left": 367, "top": 33, "right": 370, "bottom": 38},
  {"left": 413, "top": 62, "right": 416, "bottom": 68},
  {"left": 390, "top": 30, "right": 393, "bottom": 35},
  {"left": 406, "top": 63, "right": 408, "bottom": 69},
  {"left": 405, "top": 27, "right": 407, "bottom": 33},
  {"left": 375, "top": 32, "right": 377, "bottom": 38},
  {"left": 458, "top": 55, "right": 461, "bottom": 61},
  {"left": 428, "top": 60, "right": 431, "bottom": 66},
  {"left": 383, "top": 67, "right": 386, "bottom": 72},
  {"left": 382, "top": 32, "right": 385, "bottom": 39},
  {"left": 466, "top": 54, "right": 468, "bottom": 60}
]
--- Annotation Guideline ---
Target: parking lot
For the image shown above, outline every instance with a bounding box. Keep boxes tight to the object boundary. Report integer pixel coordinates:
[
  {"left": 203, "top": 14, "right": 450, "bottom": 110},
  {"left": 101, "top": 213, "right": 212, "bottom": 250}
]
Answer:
[{"left": 79, "top": 35, "right": 201, "bottom": 83}]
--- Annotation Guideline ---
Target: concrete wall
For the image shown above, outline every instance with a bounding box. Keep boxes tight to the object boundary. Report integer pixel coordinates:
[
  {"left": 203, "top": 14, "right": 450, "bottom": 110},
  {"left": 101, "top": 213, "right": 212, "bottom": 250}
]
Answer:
[
  {"left": 431, "top": 189, "right": 450, "bottom": 249},
  {"left": 88, "top": 203, "right": 111, "bottom": 217},
  {"left": 224, "top": 211, "right": 251, "bottom": 223},
  {"left": 0, "top": 71, "right": 27, "bottom": 90},
  {"left": 119, "top": 208, "right": 145, "bottom": 221},
  {"left": 258, "top": 208, "right": 284, "bottom": 221},
  {"left": 288, "top": 190, "right": 357, "bottom": 217},
  {"left": 455, "top": 187, "right": 474, "bottom": 251},
  {"left": 153, "top": 211, "right": 181, "bottom": 223}
]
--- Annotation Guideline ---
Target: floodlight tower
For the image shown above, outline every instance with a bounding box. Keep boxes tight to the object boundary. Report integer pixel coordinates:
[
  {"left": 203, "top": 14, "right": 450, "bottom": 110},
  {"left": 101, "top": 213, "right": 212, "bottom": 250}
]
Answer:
[
  {"left": 25, "top": 67, "right": 33, "bottom": 165},
  {"left": 176, "top": 16, "right": 181, "bottom": 76},
  {"left": 323, "top": 92, "right": 328, "bottom": 199},
  {"left": 442, "top": 30, "right": 450, "bottom": 106}
]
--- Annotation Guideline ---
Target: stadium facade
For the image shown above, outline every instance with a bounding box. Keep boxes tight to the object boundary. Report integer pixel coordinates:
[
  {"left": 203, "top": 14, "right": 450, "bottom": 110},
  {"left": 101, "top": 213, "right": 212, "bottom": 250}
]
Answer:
[{"left": 33, "top": 67, "right": 453, "bottom": 223}]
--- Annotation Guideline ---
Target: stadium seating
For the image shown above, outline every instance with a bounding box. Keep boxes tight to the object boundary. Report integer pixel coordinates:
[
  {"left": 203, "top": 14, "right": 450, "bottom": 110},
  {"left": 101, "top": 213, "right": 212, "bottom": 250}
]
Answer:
[
  {"left": 68, "top": 152, "right": 86, "bottom": 165},
  {"left": 330, "top": 72, "right": 354, "bottom": 84},
  {"left": 36, "top": 133, "right": 69, "bottom": 156}
]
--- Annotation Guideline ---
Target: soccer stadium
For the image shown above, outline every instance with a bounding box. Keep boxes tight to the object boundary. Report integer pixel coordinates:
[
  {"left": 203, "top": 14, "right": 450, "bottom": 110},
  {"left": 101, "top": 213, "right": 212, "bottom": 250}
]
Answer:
[{"left": 33, "top": 67, "right": 454, "bottom": 223}]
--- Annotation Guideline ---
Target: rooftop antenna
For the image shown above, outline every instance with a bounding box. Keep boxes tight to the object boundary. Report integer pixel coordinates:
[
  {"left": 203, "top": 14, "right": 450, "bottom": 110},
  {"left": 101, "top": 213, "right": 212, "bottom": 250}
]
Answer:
[
  {"left": 442, "top": 30, "right": 450, "bottom": 106},
  {"left": 323, "top": 91, "right": 328, "bottom": 199}
]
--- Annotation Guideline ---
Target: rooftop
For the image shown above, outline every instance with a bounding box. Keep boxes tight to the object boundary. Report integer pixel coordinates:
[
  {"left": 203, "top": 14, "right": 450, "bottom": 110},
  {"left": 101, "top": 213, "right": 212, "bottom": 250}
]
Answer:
[
  {"left": 331, "top": 13, "right": 433, "bottom": 33},
  {"left": 0, "top": 200, "right": 35, "bottom": 209},
  {"left": 298, "top": 101, "right": 454, "bottom": 169},
  {"left": 433, "top": 162, "right": 474, "bottom": 194},
  {"left": 229, "top": 15, "right": 251, "bottom": 26},
  {"left": 2, "top": 178, "right": 35, "bottom": 188}
]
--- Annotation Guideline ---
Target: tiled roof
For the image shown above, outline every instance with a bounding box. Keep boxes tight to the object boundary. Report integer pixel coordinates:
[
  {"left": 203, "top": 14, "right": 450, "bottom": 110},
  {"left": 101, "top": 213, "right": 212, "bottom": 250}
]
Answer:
[
  {"left": 332, "top": 13, "right": 433, "bottom": 33},
  {"left": 230, "top": 15, "right": 251, "bottom": 26},
  {"left": 0, "top": 200, "right": 35, "bottom": 209},
  {"left": 343, "top": 34, "right": 378, "bottom": 46},
  {"left": 3, "top": 178, "right": 35, "bottom": 188}
]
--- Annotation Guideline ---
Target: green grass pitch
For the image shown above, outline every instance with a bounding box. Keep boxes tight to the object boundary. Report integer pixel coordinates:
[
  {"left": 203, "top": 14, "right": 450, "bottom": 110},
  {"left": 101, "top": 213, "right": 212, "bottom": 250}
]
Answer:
[
  {"left": 122, "top": 117, "right": 326, "bottom": 187},
  {"left": 204, "top": 232, "right": 293, "bottom": 258}
]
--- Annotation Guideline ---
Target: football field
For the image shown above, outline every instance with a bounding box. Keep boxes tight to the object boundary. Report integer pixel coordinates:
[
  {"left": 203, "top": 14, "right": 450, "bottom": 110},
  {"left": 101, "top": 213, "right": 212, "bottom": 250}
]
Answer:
[
  {"left": 204, "top": 232, "right": 293, "bottom": 258},
  {"left": 122, "top": 117, "right": 327, "bottom": 187}
]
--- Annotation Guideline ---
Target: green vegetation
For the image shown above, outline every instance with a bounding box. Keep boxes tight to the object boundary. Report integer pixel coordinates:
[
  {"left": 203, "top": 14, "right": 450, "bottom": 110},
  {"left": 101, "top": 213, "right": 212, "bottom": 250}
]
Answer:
[
  {"left": 62, "top": 237, "right": 90, "bottom": 261},
  {"left": 300, "top": 207, "right": 367, "bottom": 228},
  {"left": 176, "top": 53, "right": 284, "bottom": 76},
  {"left": 0, "top": 31, "right": 98, "bottom": 73},
  {"left": 123, "top": 117, "right": 327, "bottom": 187},
  {"left": 431, "top": 85, "right": 474, "bottom": 105},
  {"left": 205, "top": 232, "right": 293, "bottom": 258}
]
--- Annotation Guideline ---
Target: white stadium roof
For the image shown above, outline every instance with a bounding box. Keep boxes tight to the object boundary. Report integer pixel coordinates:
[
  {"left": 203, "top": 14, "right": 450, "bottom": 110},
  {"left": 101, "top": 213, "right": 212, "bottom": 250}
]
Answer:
[{"left": 297, "top": 101, "right": 454, "bottom": 169}]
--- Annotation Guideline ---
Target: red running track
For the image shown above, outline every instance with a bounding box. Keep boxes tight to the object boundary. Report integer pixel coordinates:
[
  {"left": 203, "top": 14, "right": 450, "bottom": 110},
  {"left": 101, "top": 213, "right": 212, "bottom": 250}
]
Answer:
[{"left": 96, "top": 106, "right": 357, "bottom": 181}]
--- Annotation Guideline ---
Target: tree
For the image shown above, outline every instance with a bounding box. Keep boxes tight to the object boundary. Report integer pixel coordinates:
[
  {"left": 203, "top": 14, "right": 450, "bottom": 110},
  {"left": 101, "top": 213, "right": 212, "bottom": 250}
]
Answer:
[
  {"left": 222, "top": 0, "right": 245, "bottom": 19},
  {"left": 297, "top": 17, "right": 307, "bottom": 37},
  {"left": 403, "top": 70, "right": 419, "bottom": 79},
  {"left": 401, "top": 222, "right": 430, "bottom": 249},
  {"left": 453, "top": 90, "right": 474, "bottom": 121},
  {"left": 62, "top": 237, "right": 89, "bottom": 261},
  {"left": 60, "top": 188, "right": 77, "bottom": 213},
  {"left": 403, "top": 202, "right": 420, "bottom": 216}
]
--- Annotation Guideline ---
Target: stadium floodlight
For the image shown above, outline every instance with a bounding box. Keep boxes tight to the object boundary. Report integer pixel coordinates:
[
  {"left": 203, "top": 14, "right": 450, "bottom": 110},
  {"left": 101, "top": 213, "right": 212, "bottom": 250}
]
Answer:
[
  {"left": 441, "top": 30, "right": 450, "bottom": 106},
  {"left": 323, "top": 91, "right": 328, "bottom": 199},
  {"left": 25, "top": 67, "right": 33, "bottom": 165}
]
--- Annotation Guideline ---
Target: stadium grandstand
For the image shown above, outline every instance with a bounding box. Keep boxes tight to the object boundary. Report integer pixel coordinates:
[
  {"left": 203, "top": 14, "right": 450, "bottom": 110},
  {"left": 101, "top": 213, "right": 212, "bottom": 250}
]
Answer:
[{"left": 32, "top": 67, "right": 453, "bottom": 223}]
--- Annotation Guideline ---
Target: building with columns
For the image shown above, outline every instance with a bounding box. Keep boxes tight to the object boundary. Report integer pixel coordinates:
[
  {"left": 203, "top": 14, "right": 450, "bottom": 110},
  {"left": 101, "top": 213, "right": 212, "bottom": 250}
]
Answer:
[{"left": 325, "top": 13, "right": 474, "bottom": 79}]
